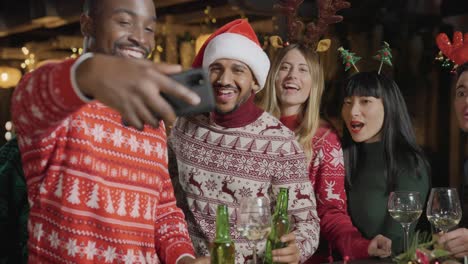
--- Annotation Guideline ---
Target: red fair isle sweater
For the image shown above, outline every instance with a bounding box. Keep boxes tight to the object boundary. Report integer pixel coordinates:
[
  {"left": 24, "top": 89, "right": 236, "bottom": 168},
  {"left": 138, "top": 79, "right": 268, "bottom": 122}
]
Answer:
[
  {"left": 280, "top": 115, "right": 370, "bottom": 263},
  {"left": 170, "top": 96, "right": 320, "bottom": 263},
  {"left": 11, "top": 59, "right": 195, "bottom": 264}
]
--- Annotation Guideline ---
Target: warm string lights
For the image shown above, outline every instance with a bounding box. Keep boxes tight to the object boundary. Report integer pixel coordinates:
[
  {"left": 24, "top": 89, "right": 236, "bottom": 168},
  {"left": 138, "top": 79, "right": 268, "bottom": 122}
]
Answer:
[
  {"left": 20, "top": 46, "right": 36, "bottom": 72},
  {"left": 4, "top": 121, "right": 13, "bottom": 141},
  {"left": 203, "top": 6, "right": 217, "bottom": 24},
  {"left": 68, "top": 47, "right": 83, "bottom": 59}
]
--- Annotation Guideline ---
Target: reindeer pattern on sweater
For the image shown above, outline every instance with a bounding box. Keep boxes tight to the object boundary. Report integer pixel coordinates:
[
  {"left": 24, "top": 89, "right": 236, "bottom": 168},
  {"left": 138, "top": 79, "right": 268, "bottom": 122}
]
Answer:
[{"left": 170, "top": 113, "right": 320, "bottom": 263}]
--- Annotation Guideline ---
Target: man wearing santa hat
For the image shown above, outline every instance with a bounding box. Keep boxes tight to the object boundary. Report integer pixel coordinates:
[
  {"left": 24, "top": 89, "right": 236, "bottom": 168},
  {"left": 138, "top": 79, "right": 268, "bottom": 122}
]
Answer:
[{"left": 169, "top": 19, "right": 319, "bottom": 263}]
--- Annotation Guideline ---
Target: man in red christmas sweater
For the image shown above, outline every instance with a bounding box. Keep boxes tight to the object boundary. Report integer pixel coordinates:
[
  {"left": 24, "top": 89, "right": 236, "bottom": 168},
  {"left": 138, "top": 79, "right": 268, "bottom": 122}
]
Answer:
[
  {"left": 11, "top": 0, "right": 205, "bottom": 263},
  {"left": 170, "top": 19, "right": 320, "bottom": 264}
]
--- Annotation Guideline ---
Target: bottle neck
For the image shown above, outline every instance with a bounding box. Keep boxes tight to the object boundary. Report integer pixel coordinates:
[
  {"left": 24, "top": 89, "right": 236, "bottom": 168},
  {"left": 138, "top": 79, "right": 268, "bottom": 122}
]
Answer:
[
  {"left": 215, "top": 205, "right": 232, "bottom": 242},
  {"left": 276, "top": 189, "right": 289, "bottom": 216}
]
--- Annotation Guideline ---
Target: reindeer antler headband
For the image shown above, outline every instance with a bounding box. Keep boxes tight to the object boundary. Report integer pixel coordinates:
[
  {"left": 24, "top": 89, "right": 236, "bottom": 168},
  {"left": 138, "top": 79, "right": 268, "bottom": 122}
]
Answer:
[
  {"left": 271, "top": 0, "right": 351, "bottom": 52},
  {"left": 435, "top": 31, "right": 468, "bottom": 73}
]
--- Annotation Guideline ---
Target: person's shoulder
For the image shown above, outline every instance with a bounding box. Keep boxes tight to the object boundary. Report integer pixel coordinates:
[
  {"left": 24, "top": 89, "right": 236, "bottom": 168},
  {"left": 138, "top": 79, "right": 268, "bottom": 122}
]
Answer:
[
  {"left": 312, "top": 119, "right": 342, "bottom": 147},
  {"left": 255, "top": 112, "right": 296, "bottom": 139}
]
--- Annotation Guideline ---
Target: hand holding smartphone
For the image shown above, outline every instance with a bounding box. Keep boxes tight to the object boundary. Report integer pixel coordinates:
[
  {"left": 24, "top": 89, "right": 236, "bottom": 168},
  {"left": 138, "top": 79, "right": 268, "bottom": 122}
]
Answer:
[{"left": 164, "top": 68, "right": 215, "bottom": 116}]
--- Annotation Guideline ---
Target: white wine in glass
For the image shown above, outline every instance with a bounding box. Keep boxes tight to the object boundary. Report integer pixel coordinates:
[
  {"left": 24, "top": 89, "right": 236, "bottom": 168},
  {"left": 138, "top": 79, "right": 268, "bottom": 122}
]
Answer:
[
  {"left": 388, "top": 191, "right": 422, "bottom": 252},
  {"left": 237, "top": 197, "right": 271, "bottom": 264},
  {"left": 426, "top": 188, "right": 462, "bottom": 233}
]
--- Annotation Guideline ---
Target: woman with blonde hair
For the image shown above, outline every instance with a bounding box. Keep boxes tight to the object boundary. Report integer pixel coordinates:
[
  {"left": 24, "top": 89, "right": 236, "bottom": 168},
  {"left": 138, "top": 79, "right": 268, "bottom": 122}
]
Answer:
[{"left": 257, "top": 43, "right": 391, "bottom": 263}]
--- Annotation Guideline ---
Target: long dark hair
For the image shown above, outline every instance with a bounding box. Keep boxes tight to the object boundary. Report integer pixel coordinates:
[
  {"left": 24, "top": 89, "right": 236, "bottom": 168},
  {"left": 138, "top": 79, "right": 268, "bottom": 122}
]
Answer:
[{"left": 341, "top": 72, "right": 429, "bottom": 192}]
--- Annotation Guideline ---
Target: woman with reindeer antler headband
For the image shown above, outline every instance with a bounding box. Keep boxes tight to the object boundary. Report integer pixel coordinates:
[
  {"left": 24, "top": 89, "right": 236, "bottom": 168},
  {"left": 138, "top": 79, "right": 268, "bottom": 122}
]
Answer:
[
  {"left": 435, "top": 31, "right": 468, "bottom": 258},
  {"left": 338, "top": 44, "right": 430, "bottom": 255},
  {"left": 257, "top": 0, "right": 393, "bottom": 262}
]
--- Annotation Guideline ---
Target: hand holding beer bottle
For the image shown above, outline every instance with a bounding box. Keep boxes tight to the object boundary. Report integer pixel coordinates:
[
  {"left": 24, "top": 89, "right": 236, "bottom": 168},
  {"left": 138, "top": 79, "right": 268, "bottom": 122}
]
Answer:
[
  {"left": 211, "top": 204, "right": 235, "bottom": 264},
  {"left": 265, "top": 188, "right": 291, "bottom": 264}
]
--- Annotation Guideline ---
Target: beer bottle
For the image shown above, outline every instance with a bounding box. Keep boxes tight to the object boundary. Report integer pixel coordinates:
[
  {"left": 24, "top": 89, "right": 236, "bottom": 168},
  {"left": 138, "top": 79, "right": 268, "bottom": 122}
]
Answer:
[
  {"left": 264, "top": 188, "right": 290, "bottom": 264},
  {"left": 211, "top": 204, "right": 235, "bottom": 264}
]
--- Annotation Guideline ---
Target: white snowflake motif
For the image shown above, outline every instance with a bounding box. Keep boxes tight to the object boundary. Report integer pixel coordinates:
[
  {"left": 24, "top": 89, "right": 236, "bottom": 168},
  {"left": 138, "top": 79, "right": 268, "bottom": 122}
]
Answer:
[
  {"left": 154, "top": 142, "right": 163, "bottom": 159},
  {"left": 276, "top": 161, "right": 293, "bottom": 179},
  {"left": 40, "top": 159, "right": 47, "bottom": 167},
  {"left": 101, "top": 163, "right": 107, "bottom": 172},
  {"left": 214, "top": 152, "right": 234, "bottom": 169},
  {"left": 258, "top": 159, "right": 276, "bottom": 177},
  {"left": 330, "top": 148, "right": 344, "bottom": 167},
  {"left": 26, "top": 77, "right": 34, "bottom": 93},
  {"left": 185, "top": 144, "right": 198, "bottom": 160},
  {"left": 111, "top": 168, "right": 117, "bottom": 177},
  {"left": 33, "top": 223, "right": 44, "bottom": 241},
  {"left": 23, "top": 136, "right": 32, "bottom": 146},
  {"left": 104, "top": 246, "right": 117, "bottom": 263},
  {"left": 66, "top": 238, "right": 78, "bottom": 257},
  {"left": 142, "top": 140, "right": 152, "bottom": 156},
  {"left": 70, "top": 156, "right": 78, "bottom": 165},
  {"left": 91, "top": 124, "right": 105, "bottom": 143},
  {"left": 159, "top": 224, "right": 169, "bottom": 234},
  {"left": 31, "top": 104, "right": 44, "bottom": 120},
  {"left": 16, "top": 91, "right": 22, "bottom": 102},
  {"left": 48, "top": 231, "right": 60, "bottom": 249},
  {"left": 111, "top": 129, "right": 125, "bottom": 148},
  {"left": 236, "top": 156, "right": 255, "bottom": 173},
  {"left": 84, "top": 156, "right": 92, "bottom": 165},
  {"left": 177, "top": 223, "right": 187, "bottom": 233},
  {"left": 198, "top": 147, "right": 214, "bottom": 165},
  {"left": 129, "top": 135, "right": 139, "bottom": 152},
  {"left": 84, "top": 241, "right": 97, "bottom": 260},
  {"left": 124, "top": 249, "right": 135, "bottom": 264},
  {"left": 122, "top": 168, "right": 129, "bottom": 177}
]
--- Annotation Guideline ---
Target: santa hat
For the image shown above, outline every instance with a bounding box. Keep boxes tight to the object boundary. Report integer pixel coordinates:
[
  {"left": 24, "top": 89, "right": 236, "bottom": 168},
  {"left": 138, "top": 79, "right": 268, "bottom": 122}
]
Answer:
[{"left": 192, "top": 19, "right": 270, "bottom": 89}]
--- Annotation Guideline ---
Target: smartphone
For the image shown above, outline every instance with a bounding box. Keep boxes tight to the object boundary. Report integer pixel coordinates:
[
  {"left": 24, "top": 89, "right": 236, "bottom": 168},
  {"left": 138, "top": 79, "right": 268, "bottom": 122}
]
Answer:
[{"left": 163, "top": 68, "right": 215, "bottom": 116}]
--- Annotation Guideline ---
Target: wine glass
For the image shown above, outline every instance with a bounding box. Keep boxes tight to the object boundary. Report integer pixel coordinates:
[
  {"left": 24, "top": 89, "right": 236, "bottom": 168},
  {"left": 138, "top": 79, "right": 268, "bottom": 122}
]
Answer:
[
  {"left": 388, "top": 191, "right": 422, "bottom": 252},
  {"left": 237, "top": 197, "right": 271, "bottom": 264},
  {"left": 426, "top": 188, "right": 462, "bottom": 234}
]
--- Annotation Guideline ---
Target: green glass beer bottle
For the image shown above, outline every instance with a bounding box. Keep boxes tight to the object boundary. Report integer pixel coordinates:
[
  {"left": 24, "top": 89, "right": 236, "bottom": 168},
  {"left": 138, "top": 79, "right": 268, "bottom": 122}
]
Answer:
[
  {"left": 211, "top": 204, "right": 235, "bottom": 264},
  {"left": 264, "top": 188, "right": 290, "bottom": 264}
]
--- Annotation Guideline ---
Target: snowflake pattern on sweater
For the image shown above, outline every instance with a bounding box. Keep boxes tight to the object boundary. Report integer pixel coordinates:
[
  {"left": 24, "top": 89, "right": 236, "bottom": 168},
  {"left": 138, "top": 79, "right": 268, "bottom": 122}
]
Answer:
[
  {"left": 11, "top": 59, "right": 195, "bottom": 264},
  {"left": 307, "top": 124, "right": 370, "bottom": 262},
  {"left": 170, "top": 113, "right": 320, "bottom": 263}
]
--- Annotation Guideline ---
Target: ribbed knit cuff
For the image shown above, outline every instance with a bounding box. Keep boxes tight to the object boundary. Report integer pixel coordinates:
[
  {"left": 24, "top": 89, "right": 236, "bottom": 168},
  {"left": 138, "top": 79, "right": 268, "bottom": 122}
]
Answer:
[{"left": 70, "top": 52, "right": 94, "bottom": 103}]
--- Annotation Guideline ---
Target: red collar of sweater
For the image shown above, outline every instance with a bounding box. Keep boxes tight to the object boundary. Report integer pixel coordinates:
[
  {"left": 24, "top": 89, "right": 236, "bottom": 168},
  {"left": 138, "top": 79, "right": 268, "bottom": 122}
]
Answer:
[
  {"left": 279, "top": 114, "right": 300, "bottom": 131},
  {"left": 211, "top": 93, "right": 263, "bottom": 128}
]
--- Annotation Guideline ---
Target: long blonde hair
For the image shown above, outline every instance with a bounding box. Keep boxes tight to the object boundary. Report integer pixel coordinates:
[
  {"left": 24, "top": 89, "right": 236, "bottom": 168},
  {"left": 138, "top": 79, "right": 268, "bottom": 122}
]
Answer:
[{"left": 257, "top": 44, "right": 325, "bottom": 161}]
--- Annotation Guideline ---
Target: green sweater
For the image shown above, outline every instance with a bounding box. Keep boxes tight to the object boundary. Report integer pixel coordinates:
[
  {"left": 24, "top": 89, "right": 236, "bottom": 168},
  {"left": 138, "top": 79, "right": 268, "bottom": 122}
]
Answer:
[
  {"left": 0, "top": 138, "right": 29, "bottom": 264},
  {"left": 347, "top": 141, "right": 429, "bottom": 255}
]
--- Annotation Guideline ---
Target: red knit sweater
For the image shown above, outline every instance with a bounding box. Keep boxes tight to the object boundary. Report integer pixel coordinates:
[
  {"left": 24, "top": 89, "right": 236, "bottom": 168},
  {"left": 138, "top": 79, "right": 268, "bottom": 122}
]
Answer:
[
  {"left": 280, "top": 115, "right": 370, "bottom": 263},
  {"left": 11, "top": 59, "right": 195, "bottom": 263}
]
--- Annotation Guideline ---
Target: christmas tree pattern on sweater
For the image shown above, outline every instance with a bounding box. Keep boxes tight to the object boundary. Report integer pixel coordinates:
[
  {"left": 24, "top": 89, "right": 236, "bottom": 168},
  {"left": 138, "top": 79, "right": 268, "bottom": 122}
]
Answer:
[
  {"left": 11, "top": 59, "right": 195, "bottom": 264},
  {"left": 170, "top": 113, "right": 320, "bottom": 263}
]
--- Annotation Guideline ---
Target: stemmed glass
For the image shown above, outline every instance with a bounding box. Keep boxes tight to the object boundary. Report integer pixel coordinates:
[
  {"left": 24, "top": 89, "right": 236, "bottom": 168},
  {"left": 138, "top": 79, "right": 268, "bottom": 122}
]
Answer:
[
  {"left": 237, "top": 197, "right": 271, "bottom": 264},
  {"left": 426, "top": 188, "right": 462, "bottom": 234},
  {"left": 388, "top": 191, "right": 423, "bottom": 252}
]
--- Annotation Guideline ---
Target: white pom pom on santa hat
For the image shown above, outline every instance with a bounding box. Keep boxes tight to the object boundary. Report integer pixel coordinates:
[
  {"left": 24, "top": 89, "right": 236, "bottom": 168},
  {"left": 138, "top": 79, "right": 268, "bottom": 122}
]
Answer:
[{"left": 192, "top": 19, "right": 270, "bottom": 89}]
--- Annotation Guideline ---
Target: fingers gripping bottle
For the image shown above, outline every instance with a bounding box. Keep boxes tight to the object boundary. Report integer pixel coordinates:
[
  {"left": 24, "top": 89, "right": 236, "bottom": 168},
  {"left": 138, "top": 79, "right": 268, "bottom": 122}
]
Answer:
[
  {"left": 264, "top": 188, "right": 290, "bottom": 264},
  {"left": 211, "top": 204, "right": 235, "bottom": 264}
]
